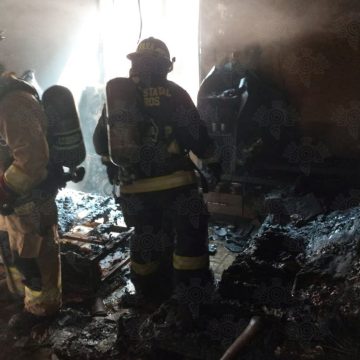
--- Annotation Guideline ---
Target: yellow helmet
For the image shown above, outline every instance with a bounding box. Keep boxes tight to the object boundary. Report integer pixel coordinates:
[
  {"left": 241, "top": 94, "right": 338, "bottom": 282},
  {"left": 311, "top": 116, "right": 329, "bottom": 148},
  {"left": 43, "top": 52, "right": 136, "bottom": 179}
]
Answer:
[{"left": 127, "top": 37, "right": 171, "bottom": 65}]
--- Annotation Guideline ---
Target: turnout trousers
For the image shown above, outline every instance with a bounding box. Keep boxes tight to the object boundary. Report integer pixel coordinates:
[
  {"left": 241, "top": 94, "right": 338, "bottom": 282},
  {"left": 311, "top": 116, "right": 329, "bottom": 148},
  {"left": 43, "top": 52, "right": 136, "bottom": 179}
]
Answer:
[
  {"left": 119, "top": 184, "right": 211, "bottom": 300},
  {"left": 0, "top": 196, "right": 61, "bottom": 316}
]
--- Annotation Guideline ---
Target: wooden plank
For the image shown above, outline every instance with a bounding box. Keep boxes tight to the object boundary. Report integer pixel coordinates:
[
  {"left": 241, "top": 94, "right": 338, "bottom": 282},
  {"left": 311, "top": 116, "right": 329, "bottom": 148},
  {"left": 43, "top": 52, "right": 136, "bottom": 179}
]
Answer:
[
  {"left": 62, "top": 233, "right": 104, "bottom": 244},
  {"left": 93, "top": 229, "right": 133, "bottom": 262},
  {"left": 102, "top": 257, "right": 130, "bottom": 281},
  {"left": 205, "top": 192, "right": 243, "bottom": 217},
  {"left": 205, "top": 192, "right": 257, "bottom": 219}
]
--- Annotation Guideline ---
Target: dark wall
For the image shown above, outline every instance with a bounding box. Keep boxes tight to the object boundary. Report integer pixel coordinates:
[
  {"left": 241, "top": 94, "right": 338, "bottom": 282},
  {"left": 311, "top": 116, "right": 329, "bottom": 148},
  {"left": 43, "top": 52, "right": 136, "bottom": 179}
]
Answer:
[
  {"left": 1, "top": 1, "right": 360, "bottom": 159},
  {"left": 200, "top": 0, "right": 360, "bottom": 158}
]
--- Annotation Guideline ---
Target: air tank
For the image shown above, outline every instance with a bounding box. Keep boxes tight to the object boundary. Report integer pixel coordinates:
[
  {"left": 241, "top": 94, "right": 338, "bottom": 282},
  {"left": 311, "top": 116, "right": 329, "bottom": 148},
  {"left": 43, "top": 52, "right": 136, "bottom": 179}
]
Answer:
[
  {"left": 42, "top": 85, "right": 86, "bottom": 169},
  {"left": 106, "top": 77, "right": 143, "bottom": 167}
]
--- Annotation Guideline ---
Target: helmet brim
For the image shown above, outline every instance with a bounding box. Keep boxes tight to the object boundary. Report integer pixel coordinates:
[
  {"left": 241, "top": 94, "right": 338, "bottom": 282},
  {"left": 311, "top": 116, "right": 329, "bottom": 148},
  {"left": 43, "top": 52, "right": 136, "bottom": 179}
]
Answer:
[
  {"left": 127, "top": 52, "right": 172, "bottom": 67},
  {"left": 126, "top": 52, "right": 139, "bottom": 60},
  {"left": 127, "top": 51, "right": 158, "bottom": 60}
]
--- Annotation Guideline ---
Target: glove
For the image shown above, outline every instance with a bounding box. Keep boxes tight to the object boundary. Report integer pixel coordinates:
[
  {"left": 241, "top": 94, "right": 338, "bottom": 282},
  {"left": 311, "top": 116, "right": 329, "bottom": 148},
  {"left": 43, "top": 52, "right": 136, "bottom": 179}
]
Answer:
[
  {"left": 38, "top": 164, "right": 67, "bottom": 193},
  {"left": 106, "top": 163, "right": 120, "bottom": 185},
  {"left": 101, "top": 156, "right": 120, "bottom": 185},
  {"left": 0, "top": 176, "right": 17, "bottom": 215},
  {"left": 62, "top": 166, "right": 86, "bottom": 184},
  {"left": 203, "top": 162, "right": 222, "bottom": 191},
  {"left": 206, "top": 162, "right": 222, "bottom": 182}
]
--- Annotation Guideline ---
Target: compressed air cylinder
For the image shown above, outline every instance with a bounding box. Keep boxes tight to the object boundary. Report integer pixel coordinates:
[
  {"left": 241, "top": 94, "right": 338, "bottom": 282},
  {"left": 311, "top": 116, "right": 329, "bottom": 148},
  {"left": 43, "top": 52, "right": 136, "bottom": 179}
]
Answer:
[
  {"left": 106, "top": 77, "right": 143, "bottom": 167},
  {"left": 42, "top": 85, "right": 86, "bottom": 168}
]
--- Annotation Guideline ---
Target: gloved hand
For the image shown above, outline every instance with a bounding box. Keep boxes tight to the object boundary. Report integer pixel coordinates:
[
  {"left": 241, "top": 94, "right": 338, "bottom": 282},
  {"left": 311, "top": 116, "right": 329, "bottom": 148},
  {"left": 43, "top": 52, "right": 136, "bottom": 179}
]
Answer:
[
  {"left": 206, "top": 162, "right": 222, "bottom": 182},
  {"left": 0, "top": 176, "right": 16, "bottom": 215},
  {"left": 101, "top": 156, "right": 120, "bottom": 185},
  {"left": 203, "top": 162, "right": 222, "bottom": 191},
  {"left": 106, "top": 163, "right": 120, "bottom": 185}
]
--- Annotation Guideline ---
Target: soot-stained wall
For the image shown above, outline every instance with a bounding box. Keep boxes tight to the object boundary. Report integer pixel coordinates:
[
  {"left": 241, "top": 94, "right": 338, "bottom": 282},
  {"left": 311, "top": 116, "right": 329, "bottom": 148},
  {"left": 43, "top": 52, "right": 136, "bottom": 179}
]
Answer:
[{"left": 200, "top": 0, "right": 360, "bottom": 159}]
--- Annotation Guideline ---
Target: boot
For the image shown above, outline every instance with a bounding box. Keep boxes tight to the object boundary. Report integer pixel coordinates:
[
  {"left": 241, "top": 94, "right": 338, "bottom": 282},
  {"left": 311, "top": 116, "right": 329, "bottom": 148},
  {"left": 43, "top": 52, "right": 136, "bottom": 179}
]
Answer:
[
  {"left": 0, "top": 279, "right": 22, "bottom": 302},
  {"left": 119, "top": 288, "right": 170, "bottom": 312},
  {"left": 127, "top": 270, "right": 173, "bottom": 310},
  {"left": 119, "top": 290, "right": 147, "bottom": 309},
  {"left": 8, "top": 311, "right": 55, "bottom": 336}
]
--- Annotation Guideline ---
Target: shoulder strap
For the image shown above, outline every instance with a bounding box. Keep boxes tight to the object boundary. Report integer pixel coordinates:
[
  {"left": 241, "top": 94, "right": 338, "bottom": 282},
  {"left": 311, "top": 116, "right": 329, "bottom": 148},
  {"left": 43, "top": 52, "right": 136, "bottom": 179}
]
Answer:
[{"left": 0, "top": 75, "right": 39, "bottom": 102}]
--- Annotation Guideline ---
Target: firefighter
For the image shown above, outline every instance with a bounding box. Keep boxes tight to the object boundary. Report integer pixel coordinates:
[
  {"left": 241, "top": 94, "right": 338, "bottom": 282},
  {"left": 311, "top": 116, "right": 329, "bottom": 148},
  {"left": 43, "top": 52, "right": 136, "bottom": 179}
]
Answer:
[
  {"left": 0, "top": 72, "right": 62, "bottom": 332},
  {"left": 93, "top": 37, "right": 221, "bottom": 309}
]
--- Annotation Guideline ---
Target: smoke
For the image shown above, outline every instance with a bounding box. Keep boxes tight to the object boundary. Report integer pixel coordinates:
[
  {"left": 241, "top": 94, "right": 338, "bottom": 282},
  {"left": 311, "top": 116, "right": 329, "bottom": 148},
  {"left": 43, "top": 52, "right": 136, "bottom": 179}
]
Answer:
[
  {"left": 202, "top": 0, "right": 360, "bottom": 51},
  {"left": 200, "top": 0, "right": 360, "bottom": 159}
]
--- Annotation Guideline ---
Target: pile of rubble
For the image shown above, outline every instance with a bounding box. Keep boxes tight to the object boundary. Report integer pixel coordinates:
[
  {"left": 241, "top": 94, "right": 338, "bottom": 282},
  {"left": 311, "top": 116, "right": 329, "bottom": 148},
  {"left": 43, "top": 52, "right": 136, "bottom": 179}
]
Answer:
[
  {"left": 0, "top": 189, "right": 132, "bottom": 360},
  {"left": 115, "top": 196, "right": 360, "bottom": 360},
  {"left": 2, "top": 188, "right": 360, "bottom": 359}
]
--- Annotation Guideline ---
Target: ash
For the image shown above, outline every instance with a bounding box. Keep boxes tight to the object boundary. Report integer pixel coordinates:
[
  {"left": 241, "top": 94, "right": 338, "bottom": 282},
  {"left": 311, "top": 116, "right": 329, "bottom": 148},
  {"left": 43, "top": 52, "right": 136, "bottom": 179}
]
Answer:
[{"left": 2, "top": 189, "right": 360, "bottom": 359}]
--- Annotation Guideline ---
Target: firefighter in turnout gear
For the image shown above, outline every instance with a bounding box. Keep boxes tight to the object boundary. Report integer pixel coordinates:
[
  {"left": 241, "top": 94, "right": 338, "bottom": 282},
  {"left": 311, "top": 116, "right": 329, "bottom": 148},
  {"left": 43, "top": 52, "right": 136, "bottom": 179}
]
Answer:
[
  {"left": 93, "top": 37, "right": 220, "bottom": 308},
  {"left": 0, "top": 72, "right": 61, "bottom": 332}
]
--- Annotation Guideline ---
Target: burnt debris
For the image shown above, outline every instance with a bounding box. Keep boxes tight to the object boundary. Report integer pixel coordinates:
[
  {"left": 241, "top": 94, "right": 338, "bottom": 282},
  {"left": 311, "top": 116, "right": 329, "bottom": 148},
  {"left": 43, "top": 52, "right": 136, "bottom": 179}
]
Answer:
[{"left": 1, "top": 188, "right": 360, "bottom": 359}]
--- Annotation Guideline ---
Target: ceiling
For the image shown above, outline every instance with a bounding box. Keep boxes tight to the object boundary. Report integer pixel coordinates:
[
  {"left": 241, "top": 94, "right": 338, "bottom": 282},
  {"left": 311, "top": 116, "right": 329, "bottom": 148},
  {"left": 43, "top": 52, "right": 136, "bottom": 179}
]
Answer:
[{"left": 0, "top": 0, "right": 96, "bottom": 90}]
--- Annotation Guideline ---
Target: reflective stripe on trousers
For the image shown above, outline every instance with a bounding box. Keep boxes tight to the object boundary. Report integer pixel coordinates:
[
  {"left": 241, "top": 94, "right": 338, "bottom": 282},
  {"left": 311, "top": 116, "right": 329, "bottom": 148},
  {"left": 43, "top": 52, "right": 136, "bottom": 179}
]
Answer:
[
  {"left": 5, "top": 263, "right": 62, "bottom": 316},
  {"left": 6, "top": 228, "right": 62, "bottom": 316},
  {"left": 24, "top": 235, "right": 62, "bottom": 317},
  {"left": 173, "top": 253, "right": 209, "bottom": 271},
  {"left": 24, "top": 281, "right": 61, "bottom": 316},
  {"left": 6, "top": 265, "right": 25, "bottom": 296},
  {"left": 131, "top": 260, "right": 160, "bottom": 276},
  {"left": 131, "top": 253, "right": 209, "bottom": 276},
  {"left": 120, "top": 170, "right": 197, "bottom": 194}
]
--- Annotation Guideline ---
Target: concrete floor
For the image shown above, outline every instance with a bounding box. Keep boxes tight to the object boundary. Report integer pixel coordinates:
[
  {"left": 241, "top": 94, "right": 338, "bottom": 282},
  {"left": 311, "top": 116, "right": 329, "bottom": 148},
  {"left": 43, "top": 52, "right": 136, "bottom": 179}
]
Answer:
[{"left": 209, "top": 240, "right": 237, "bottom": 281}]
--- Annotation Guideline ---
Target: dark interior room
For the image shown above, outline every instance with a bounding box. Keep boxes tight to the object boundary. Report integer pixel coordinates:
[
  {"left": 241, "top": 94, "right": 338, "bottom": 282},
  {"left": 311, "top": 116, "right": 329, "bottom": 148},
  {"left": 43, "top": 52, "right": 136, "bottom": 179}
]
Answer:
[{"left": 1, "top": 1, "right": 360, "bottom": 359}]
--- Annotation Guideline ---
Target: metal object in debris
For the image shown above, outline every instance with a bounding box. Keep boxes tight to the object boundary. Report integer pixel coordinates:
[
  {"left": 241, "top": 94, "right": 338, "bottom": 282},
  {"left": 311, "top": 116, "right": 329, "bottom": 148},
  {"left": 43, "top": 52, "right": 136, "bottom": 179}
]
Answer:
[
  {"left": 205, "top": 192, "right": 253, "bottom": 218},
  {"left": 91, "top": 297, "right": 107, "bottom": 317},
  {"left": 220, "top": 316, "right": 262, "bottom": 360},
  {"left": 208, "top": 243, "right": 217, "bottom": 255},
  {"left": 224, "top": 240, "right": 243, "bottom": 253},
  {"left": 215, "top": 227, "right": 227, "bottom": 237}
]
